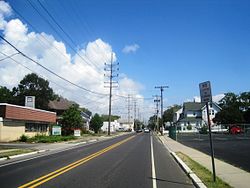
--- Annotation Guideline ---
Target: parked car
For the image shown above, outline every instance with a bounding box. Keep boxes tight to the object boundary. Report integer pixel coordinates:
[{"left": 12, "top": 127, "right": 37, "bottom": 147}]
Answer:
[{"left": 229, "top": 125, "right": 243, "bottom": 134}]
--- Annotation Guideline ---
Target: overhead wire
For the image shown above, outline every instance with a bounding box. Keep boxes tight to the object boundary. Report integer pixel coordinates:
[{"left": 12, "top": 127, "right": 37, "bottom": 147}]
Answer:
[
  {"left": 0, "top": 52, "right": 20, "bottom": 61},
  {"left": 0, "top": 51, "right": 109, "bottom": 107},
  {"left": 0, "top": 35, "right": 108, "bottom": 96},
  {"left": 34, "top": 0, "right": 105, "bottom": 74}
]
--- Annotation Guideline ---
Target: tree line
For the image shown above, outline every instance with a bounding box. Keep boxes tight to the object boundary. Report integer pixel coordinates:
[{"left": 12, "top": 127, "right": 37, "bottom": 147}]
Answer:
[
  {"left": 148, "top": 91, "right": 250, "bottom": 128},
  {"left": 0, "top": 73, "right": 120, "bottom": 135}
]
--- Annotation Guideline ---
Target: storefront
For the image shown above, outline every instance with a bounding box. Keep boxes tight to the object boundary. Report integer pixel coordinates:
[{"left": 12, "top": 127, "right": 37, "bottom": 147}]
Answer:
[{"left": 0, "top": 103, "right": 56, "bottom": 142}]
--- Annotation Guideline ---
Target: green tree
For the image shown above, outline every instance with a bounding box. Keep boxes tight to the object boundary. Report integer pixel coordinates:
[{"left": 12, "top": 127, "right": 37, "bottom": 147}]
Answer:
[
  {"left": 214, "top": 92, "right": 250, "bottom": 124},
  {"left": 0, "top": 86, "right": 13, "bottom": 103},
  {"left": 148, "top": 115, "right": 157, "bottom": 130},
  {"left": 12, "top": 73, "right": 57, "bottom": 110},
  {"left": 163, "top": 105, "right": 182, "bottom": 123},
  {"left": 90, "top": 113, "right": 103, "bottom": 133},
  {"left": 214, "top": 107, "right": 244, "bottom": 124},
  {"left": 101, "top": 114, "right": 120, "bottom": 122},
  {"left": 61, "top": 104, "right": 83, "bottom": 135}
]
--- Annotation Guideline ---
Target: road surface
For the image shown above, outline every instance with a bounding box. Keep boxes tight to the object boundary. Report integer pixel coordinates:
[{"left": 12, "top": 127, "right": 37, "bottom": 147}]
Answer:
[{"left": 0, "top": 133, "right": 193, "bottom": 188}]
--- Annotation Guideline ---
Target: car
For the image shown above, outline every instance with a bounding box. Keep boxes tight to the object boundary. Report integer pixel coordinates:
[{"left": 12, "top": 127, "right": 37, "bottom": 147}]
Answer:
[
  {"left": 136, "top": 129, "right": 142, "bottom": 133},
  {"left": 229, "top": 125, "right": 243, "bottom": 134},
  {"left": 144, "top": 128, "right": 150, "bottom": 133}
]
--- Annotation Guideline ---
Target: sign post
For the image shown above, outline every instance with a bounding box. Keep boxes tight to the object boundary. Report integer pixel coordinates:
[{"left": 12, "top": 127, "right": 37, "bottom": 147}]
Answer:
[{"left": 199, "top": 81, "right": 216, "bottom": 182}]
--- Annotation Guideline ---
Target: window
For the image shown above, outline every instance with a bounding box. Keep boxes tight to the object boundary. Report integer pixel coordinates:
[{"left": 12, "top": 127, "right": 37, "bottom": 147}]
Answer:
[{"left": 25, "top": 123, "right": 48, "bottom": 132}]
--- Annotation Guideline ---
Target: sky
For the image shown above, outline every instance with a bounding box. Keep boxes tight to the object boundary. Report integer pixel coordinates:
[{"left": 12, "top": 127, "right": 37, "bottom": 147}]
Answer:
[{"left": 0, "top": 0, "right": 250, "bottom": 121}]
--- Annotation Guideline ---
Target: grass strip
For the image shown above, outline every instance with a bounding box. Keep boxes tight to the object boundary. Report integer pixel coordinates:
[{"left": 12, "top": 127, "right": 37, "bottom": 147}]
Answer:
[
  {"left": 0, "top": 149, "right": 35, "bottom": 158},
  {"left": 176, "top": 152, "right": 232, "bottom": 188}
]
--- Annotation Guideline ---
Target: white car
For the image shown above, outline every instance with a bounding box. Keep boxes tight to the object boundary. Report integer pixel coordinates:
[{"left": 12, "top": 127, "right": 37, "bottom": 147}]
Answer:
[{"left": 144, "top": 128, "right": 150, "bottom": 133}]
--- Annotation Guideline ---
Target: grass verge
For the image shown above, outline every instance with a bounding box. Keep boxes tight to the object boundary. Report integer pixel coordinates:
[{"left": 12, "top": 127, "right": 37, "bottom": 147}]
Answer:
[
  {"left": 176, "top": 152, "right": 232, "bottom": 188},
  {"left": 20, "top": 135, "right": 77, "bottom": 143},
  {"left": 0, "top": 149, "right": 35, "bottom": 158}
]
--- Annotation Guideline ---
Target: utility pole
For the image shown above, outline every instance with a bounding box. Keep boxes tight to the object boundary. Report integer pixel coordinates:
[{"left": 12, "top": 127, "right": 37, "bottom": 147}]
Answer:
[
  {"left": 104, "top": 52, "right": 118, "bottom": 135},
  {"left": 155, "top": 85, "right": 169, "bottom": 135},
  {"left": 134, "top": 100, "right": 137, "bottom": 130},
  {"left": 127, "top": 94, "right": 133, "bottom": 131},
  {"left": 153, "top": 95, "right": 160, "bottom": 132}
]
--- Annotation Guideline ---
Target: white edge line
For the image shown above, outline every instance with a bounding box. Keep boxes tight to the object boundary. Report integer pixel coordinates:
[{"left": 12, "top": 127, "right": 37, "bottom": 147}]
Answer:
[{"left": 151, "top": 135, "right": 157, "bottom": 188}]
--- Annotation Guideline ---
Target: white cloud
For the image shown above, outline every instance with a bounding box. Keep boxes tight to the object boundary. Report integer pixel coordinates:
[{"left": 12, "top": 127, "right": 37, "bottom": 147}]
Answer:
[
  {"left": 186, "top": 94, "right": 225, "bottom": 103},
  {"left": 122, "top": 44, "right": 139, "bottom": 54},
  {"left": 0, "top": 5, "right": 144, "bottom": 116},
  {"left": 0, "top": 1, "right": 11, "bottom": 30}
]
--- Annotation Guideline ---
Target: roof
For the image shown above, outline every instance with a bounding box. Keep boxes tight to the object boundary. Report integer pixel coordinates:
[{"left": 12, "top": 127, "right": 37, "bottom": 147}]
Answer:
[
  {"left": 48, "top": 97, "right": 76, "bottom": 110},
  {"left": 0, "top": 103, "right": 56, "bottom": 123},
  {"left": 183, "top": 102, "right": 205, "bottom": 111}
]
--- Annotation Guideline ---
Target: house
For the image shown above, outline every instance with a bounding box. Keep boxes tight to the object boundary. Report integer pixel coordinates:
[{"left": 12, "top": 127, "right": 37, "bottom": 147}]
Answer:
[
  {"left": 81, "top": 111, "right": 92, "bottom": 131},
  {"left": 49, "top": 97, "right": 91, "bottom": 130},
  {"left": 0, "top": 103, "right": 56, "bottom": 142},
  {"left": 48, "top": 97, "right": 76, "bottom": 119},
  {"left": 175, "top": 102, "right": 221, "bottom": 132},
  {"left": 101, "top": 120, "right": 120, "bottom": 132}
]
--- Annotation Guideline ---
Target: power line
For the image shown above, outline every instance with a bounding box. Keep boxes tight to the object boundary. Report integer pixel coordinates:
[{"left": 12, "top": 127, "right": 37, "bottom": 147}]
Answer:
[
  {"left": 26, "top": 0, "right": 103, "bottom": 74},
  {"left": 0, "top": 35, "right": 107, "bottom": 96},
  {"left": 0, "top": 52, "right": 20, "bottom": 61}
]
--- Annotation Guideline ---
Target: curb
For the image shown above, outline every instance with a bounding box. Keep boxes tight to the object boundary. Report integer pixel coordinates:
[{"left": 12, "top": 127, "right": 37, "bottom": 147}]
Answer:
[
  {"left": 171, "top": 152, "right": 207, "bottom": 188},
  {"left": 157, "top": 135, "right": 207, "bottom": 188},
  {"left": 0, "top": 150, "right": 46, "bottom": 161}
]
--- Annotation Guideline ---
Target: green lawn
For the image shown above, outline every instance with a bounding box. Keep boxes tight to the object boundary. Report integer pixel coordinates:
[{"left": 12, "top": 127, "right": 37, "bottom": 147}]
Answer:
[{"left": 176, "top": 152, "right": 232, "bottom": 188}]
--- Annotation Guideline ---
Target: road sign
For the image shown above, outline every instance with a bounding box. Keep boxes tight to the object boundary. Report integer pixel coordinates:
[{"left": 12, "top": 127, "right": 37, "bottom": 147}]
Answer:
[
  {"left": 74, "top": 129, "right": 81, "bottom": 137},
  {"left": 199, "top": 81, "right": 212, "bottom": 103},
  {"left": 52, "top": 126, "right": 61, "bottom": 136}
]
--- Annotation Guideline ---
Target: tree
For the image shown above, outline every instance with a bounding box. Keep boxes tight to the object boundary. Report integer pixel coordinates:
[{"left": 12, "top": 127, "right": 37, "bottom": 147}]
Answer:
[
  {"left": 148, "top": 115, "right": 157, "bottom": 130},
  {"left": 214, "top": 92, "right": 250, "bottom": 124},
  {"left": 214, "top": 107, "right": 244, "bottom": 124},
  {"left": 0, "top": 86, "right": 13, "bottom": 103},
  {"left": 61, "top": 104, "right": 83, "bottom": 135},
  {"left": 90, "top": 113, "right": 103, "bottom": 133},
  {"left": 163, "top": 105, "right": 182, "bottom": 123},
  {"left": 101, "top": 114, "right": 120, "bottom": 122},
  {"left": 13, "top": 73, "right": 57, "bottom": 110}
]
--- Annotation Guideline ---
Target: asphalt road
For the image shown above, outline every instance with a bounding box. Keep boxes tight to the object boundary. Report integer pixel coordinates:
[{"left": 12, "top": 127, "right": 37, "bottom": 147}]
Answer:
[
  {"left": 0, "top": 133, "right": 193, "bottom": 188},
  {"left": 176, "top": 133, "right": 250, "bottom": 172}
]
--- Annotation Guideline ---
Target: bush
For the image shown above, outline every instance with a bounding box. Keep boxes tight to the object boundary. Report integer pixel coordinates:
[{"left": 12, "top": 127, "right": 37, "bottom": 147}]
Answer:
[
  {"left": 200, "top": 126, "right": 208, "bottom": 134},
  {"left": 187, "top": 124, "right": 192, "bottom": 130},
  {"left": 19, "top": 134, "right": 28, "bottom": 142}
]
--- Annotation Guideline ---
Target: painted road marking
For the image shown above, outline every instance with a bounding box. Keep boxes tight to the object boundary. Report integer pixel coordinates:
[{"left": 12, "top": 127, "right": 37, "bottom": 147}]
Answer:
[
  {"left": 18, "top": 135, "right": 135, "bottom": 188},
  {"left": 151, "top": 135, "right": 157, "bottom": 188}
]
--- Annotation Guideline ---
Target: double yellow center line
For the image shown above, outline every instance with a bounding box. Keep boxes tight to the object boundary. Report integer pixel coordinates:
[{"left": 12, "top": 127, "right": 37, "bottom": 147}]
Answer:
[{"left": 19, "top": 135, "right": 135, "bottom": 188}]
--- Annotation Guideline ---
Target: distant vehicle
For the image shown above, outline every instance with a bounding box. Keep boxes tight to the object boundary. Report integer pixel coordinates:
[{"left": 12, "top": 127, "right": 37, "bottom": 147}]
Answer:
[
  {"left": 144, "top": 128, "right": 150, "bottom": 133},
  {"left": 136, "top": 129, "right": 142, "bottom": 133},
  {"left": 229, "top": 125, "right": 243, "bottom": 134}
]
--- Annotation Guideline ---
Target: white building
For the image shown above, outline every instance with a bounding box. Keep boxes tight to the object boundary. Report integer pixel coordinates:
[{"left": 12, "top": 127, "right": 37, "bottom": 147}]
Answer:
[
  {"left": 101, "top": 120, "right": 120, "bottom": 132},
  {"left": 175, "top": 102, "right": 221, "bottom": 132}
]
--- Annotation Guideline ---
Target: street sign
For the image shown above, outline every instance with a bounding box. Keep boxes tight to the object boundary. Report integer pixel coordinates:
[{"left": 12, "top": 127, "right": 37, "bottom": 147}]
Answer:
[
  {"left": 74, "top": 129, "right": 81, "bottom": 137},
  {"left": 199, "top": 81, "right": 216, "bottom": 182},
  {"left": 52, "top": 126, "right": 61, "bottom": 136},
  {"left": 199, "top": 81, "right": 212, "bottom": 103}
]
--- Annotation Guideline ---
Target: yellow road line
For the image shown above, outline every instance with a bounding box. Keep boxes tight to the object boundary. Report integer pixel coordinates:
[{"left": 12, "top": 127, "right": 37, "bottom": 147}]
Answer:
[{"left": 19, "top": 135, "right": 135, "bottom": 188}]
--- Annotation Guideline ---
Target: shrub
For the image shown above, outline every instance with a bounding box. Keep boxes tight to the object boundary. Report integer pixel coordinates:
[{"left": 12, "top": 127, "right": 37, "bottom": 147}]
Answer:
[
  {"left": 187, "top": 124, "right": 192, "bottom": 130},
  {"left": 19, "top": 134, "right": 28, "bottom": 142},
  {"left": 200, "top": 126, "right": 208, "bottom": 134}
]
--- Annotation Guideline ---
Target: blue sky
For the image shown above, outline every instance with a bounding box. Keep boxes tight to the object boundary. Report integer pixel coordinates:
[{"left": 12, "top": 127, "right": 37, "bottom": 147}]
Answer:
[{"left": 1, "top": 0, "right": 250, "bottom": 118}]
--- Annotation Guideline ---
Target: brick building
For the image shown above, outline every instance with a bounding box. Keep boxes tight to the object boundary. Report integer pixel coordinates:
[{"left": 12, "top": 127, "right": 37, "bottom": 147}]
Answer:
[{"left": 0, "top": 103, "right": 56, "bottom": 142}]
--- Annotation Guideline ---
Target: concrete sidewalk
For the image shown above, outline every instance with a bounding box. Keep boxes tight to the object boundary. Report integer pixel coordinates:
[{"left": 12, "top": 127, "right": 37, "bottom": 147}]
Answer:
[{"left": 159, "top": 134, "right": 250, "bottom": 188}]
